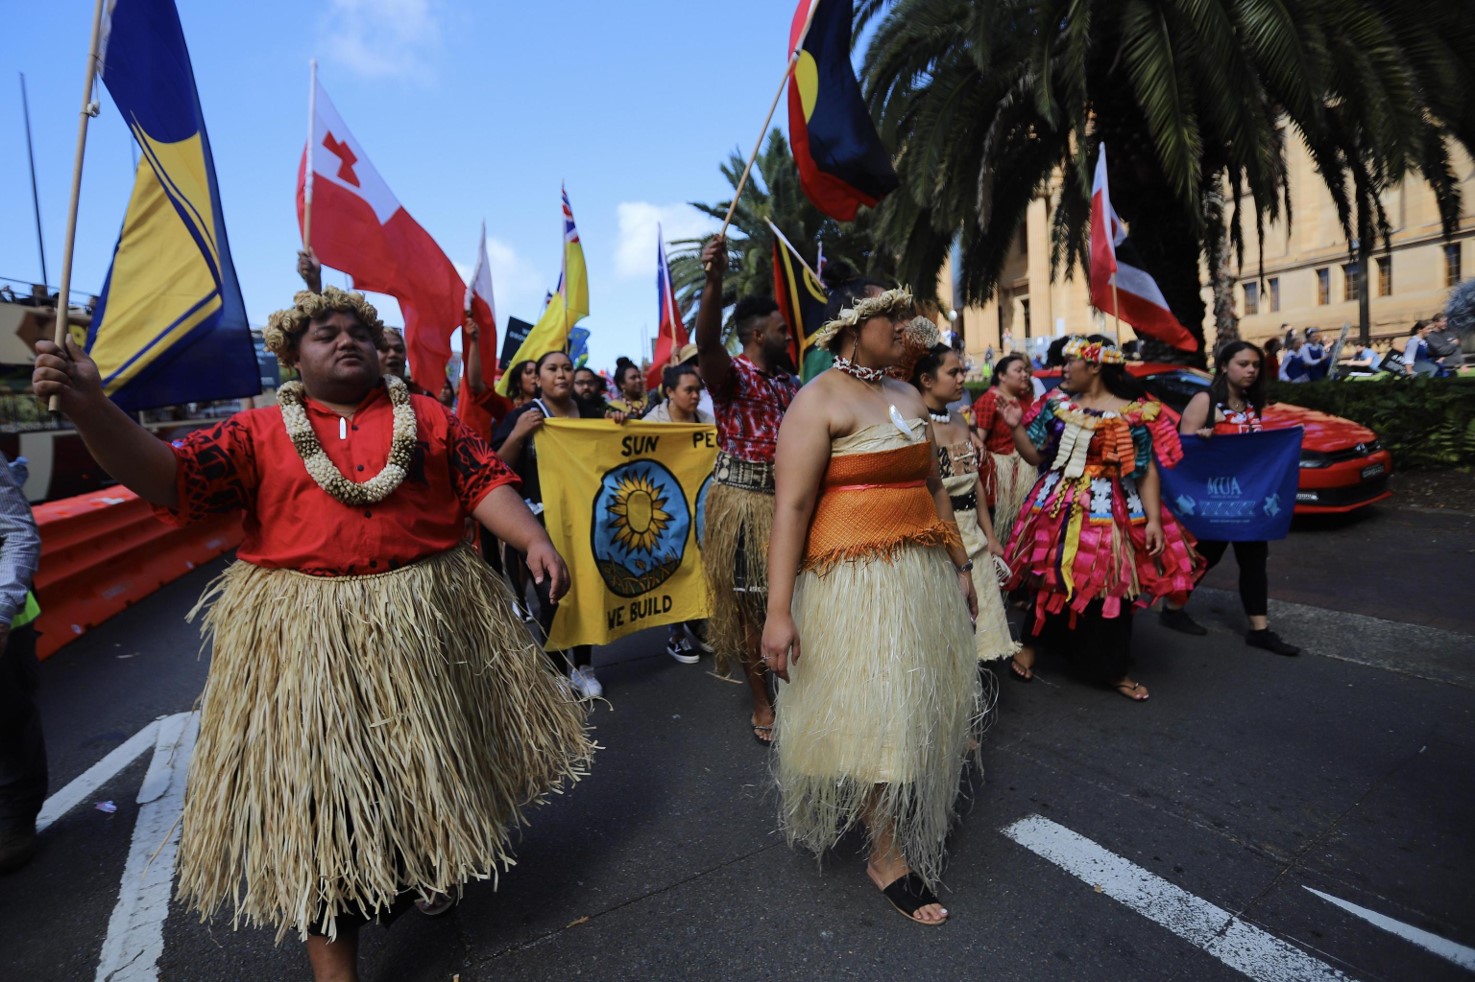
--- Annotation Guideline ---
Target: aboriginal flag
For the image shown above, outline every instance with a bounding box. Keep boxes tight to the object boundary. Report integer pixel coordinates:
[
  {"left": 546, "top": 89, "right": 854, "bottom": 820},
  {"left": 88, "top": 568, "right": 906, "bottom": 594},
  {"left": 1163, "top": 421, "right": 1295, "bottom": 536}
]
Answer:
[{"left": 787, "top": 0, "right": 898, "bottom": 221}]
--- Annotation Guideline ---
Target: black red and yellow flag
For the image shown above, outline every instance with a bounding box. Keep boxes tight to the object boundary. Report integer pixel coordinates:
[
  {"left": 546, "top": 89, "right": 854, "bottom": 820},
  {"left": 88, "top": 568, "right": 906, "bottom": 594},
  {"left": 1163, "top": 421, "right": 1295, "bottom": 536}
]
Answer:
[
  {"left": 772, "top": 235, "right": 830, "bottom": 380},
  {"left": 786, "top": 0, "right": 899, "bottom": 221}
]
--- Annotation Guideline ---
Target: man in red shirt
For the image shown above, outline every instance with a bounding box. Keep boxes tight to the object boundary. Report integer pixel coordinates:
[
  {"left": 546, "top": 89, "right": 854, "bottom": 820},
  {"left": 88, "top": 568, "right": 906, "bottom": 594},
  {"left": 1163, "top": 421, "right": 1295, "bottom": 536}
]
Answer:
[
  {"left": 695, "top": 236, "right": 798, "bottom": 745},
  {"left": 33, "top": 287, "right": 592, "bottom": 982}
]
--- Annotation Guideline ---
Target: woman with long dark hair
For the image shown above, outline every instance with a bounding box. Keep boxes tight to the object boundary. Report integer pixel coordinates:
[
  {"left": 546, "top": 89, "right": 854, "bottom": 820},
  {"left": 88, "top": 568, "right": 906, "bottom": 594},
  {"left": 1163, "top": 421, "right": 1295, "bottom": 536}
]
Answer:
[
  {"left": 970, "top": 353, "right": 1038, "bottom": 540},
  {"left": 506, "top": 359, "right": 540, "bottom": 409},
  {"left": 1159, "top": 341, "right": 1300, "bottom": 655},
  {"left": 999, "top": 336, "right": 1202, "bottom": 697}
]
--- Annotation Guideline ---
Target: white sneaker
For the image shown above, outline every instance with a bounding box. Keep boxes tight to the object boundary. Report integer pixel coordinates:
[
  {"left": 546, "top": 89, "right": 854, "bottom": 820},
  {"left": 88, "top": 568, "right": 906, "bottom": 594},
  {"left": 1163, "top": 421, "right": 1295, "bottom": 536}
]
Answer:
[
  {"left": 666, "top": 636, "right": 700, "bottom": 665},
  {"left": 569, "top": 665, "right": 603, "bottom": 700}
]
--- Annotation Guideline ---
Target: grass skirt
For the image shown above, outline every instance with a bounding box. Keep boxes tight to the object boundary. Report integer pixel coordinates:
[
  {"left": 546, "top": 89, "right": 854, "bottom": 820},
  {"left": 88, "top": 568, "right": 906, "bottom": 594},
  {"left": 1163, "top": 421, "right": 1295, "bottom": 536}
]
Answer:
[
  {"left": 988, "top": 450, "right": 1036, "bottom": 542},
  {"left": 775, "top": 543, "right": 988, "bottom": 888},
  {"left": 700, "top": 481, "right": 773, "bottom": 674},
  {"left": 955, "top": 506, "right": 1021, "bottom": 663},
  {"left": 176, "top": 546, "right": 593, "bottom": 941}
]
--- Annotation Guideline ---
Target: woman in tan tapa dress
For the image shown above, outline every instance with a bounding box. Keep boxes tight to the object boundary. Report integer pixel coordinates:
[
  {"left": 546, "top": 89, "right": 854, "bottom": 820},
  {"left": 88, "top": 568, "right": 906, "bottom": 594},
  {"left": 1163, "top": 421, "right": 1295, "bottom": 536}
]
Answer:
[{"left": 762, "top": 290, "right": 986, "bottom": 927}]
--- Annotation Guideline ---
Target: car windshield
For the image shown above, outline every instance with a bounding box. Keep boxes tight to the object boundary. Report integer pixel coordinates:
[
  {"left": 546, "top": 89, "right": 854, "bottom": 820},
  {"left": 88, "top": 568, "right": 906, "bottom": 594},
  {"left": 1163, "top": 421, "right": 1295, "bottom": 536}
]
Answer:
[{"left": 1140, "top": 371, "right": 1210, "bottom": 412}]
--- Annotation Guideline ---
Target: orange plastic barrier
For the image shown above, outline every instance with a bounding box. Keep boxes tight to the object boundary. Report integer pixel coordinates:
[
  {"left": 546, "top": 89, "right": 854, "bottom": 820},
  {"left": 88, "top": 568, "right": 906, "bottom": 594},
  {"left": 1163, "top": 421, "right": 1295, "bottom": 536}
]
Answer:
[{"left": 31, "top": 487, "right": 243, "bottom": 660}]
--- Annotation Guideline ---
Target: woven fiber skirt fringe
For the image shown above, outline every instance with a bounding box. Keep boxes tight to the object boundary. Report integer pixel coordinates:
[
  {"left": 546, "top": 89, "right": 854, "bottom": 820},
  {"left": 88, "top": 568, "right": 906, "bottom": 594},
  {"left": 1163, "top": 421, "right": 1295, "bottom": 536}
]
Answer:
[
  {"left": 176, "top": 546, "right": 593, "bottom": 942},
  {"left": 774, "top": 543, "right": 987, "bottom": 889},
  {"left": 700, "top": 481, "right": 774, "bottom": 674},
  {"left": 955, "top": 506, "right": 1021, "bottom": 663},
  {"left": 989, "top": 450, "right": 1036, "bottom": 542}
]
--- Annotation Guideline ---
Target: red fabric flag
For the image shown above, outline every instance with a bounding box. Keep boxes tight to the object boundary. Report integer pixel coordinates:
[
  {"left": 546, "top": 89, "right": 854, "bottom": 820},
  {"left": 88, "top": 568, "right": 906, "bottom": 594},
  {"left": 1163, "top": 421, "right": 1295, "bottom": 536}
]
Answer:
[
  {"left": 1088, "top": 144, "right": 1197, "bottom": 351},
  {"left": 296, "top": 78, "right": 465, "bottom": 387},
  {"left": 645, "top": 226, "right": 689, "bottom": 391},
  {"left": 457, "top": 223, "right": 510, "bottom": 437}
]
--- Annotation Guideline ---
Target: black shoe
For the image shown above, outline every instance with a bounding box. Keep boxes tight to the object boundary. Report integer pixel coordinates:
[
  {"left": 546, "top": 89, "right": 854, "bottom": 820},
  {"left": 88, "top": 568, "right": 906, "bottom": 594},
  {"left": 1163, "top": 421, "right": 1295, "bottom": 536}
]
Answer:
[
  {"left": 0, "top": 827, "right": 37, "bottom": 874},
  {"left": 1160, "top": 606, "right": 1208, "bottom": 636},
  {"left": 1247, "top": 629, "right": 1300, "bottom": 656}
]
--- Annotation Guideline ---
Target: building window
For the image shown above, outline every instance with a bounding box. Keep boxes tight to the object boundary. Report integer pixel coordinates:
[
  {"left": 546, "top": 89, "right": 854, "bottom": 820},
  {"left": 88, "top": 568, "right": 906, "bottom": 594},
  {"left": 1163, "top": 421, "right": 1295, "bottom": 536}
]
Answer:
[
  {"left": 1377, "top": 256, "right": 1392, "bottom": 296},
  {"left": 1342, "top": 263, "right": 1360, "bottom": 302},
  {"left": 1268, "top": 277, "right": 1281, "bottom": 312},
  {"left": 1447, "top": 244, "right": 1463, "bottom": 287},
  {"left": 1243, "top": 282, "right": 1259, "bottom": 316},
  {"left": 1316, "top": 267, "right": 1330, "bottom": 305}
]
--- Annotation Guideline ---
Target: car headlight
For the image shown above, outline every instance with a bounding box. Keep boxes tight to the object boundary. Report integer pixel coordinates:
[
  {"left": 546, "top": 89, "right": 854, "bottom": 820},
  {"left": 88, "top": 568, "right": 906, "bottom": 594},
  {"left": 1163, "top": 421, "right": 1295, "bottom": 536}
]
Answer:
[{"left": 1299, "top": 451, "right": 1331, "bottom": 469}]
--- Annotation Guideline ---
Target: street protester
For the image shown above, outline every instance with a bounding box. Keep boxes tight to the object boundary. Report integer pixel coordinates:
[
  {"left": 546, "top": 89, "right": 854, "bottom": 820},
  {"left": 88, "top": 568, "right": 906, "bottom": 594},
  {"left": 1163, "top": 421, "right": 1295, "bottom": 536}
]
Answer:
[
  {"left": 30, "top": 287, "right": 592, "bottom": 982},
  {"left": 970, "top": 353, "right": 1040, "bottom": 540},
  {"left": 643, "top": 363, "right": 716, "bottom": 664},
  {"left": 572, "top": 365, "right": 611, "bottom": 417},
  {"left": 1160, "top": 341, "right": 1301, "bottom": 656},
  {"left": 493, "top": 349, "right": 625, "bottom": 700},
  {"left": 911, "top": 341, "right": 1019, "bottom": 666},
  {"left": 380, "top": 327, "right": 409, "bottom": 381},
  {"left": 693, "top": 236, "right": 799, "bottom": 746},
  {"left": 457, "top": 315, "right": 518, "bottom": 577},
  {"left": 999, "top": 336, "right": 1203, "bottom": 699},
  {"left": 606, "top": 357, "right": 649, "bottom": 417},
  {"left": 0, "top": 454, "right": 44, "bottom": 875},
  {"left": 506, "top": 359, "right": 542, "bottom": 408},
  {"left": 762, "top": 289, "right": 984, "bottom": 927}
]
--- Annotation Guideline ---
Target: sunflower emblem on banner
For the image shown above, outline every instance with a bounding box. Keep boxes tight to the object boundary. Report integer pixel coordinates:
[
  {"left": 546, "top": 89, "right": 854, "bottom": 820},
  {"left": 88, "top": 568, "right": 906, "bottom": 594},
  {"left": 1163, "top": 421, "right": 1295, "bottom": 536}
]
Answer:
[{"left": 591, "top": 461, "right": 692, "bottom": 597}]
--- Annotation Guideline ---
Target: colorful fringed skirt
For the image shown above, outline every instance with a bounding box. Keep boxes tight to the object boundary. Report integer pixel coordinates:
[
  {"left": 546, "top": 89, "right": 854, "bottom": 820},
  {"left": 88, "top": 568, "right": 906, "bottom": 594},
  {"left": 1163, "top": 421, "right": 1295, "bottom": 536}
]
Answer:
[
  {"left": 775, "top": 421, "right": 985, "bottom": 888},
  {"left": 177, "top": 546, "right": 593, "bottom": 941}
]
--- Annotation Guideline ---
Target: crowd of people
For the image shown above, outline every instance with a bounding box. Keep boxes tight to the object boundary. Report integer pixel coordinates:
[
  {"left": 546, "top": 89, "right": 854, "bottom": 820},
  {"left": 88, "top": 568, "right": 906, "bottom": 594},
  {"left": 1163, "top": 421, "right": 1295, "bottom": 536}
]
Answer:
[{"left": 4, "top": 238, "right": 1335, "bottom": 981}]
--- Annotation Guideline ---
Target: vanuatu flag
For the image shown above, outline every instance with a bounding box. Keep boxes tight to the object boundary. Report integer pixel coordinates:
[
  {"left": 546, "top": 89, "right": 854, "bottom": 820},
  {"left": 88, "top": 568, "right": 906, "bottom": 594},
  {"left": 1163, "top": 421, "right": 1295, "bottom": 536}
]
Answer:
[
  {"left": 787, "top": 0, "right": 898, "bottom": 221},
  {"left": 86, "top": 0, "right": 259, "bottom": 411},
  {"left": 770, "top": 229, "right": 830, "bottom": 380},
  {"left": 537, "top": 420, "right": 718, "bottom": 649}
]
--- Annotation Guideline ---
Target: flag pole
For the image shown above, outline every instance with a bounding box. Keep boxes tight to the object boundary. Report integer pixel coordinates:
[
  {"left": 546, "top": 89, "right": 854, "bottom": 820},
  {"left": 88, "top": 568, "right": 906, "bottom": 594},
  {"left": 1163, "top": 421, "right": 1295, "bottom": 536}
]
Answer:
[
  {"left": 19, "top": 73, "right": 49, "bottom": 288},
  {"left": 1110, "top": 276, "right": 1123, "bottom": 346},
  {"left": 302, "top": 59, "right": 317, "bottom": 250},
  {"left": 765, "top": 217, "right": 820, "bottom": 280},
  {"left": 48, "top": 0, "right": 107, "bottom": 412}
]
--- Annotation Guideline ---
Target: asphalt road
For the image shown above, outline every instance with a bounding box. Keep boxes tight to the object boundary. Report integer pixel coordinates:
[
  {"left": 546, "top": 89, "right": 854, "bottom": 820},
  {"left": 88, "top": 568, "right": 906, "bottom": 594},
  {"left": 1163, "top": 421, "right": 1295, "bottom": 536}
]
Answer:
[{"left": 4, "top": 499, "right": 1474, "bottom": 982}]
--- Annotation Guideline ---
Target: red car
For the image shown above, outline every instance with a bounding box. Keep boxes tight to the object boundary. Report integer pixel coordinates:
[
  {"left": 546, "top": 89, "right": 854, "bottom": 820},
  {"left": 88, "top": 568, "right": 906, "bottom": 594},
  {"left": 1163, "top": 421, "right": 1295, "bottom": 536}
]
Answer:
[{"left": 1032, "top": 363, "right": 1392, "bottom": 514}]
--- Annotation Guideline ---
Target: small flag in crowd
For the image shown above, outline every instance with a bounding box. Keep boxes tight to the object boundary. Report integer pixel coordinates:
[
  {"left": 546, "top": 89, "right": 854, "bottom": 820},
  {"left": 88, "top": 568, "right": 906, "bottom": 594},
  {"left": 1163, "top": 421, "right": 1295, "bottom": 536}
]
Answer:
[
  {"left": 786, "top": 0, "right": 899, "bottom": 221},
  {"left": 86, "top": 0, "right": 260, "bottom": 412},
  {"left": 769, "top": 222, "right": 830, "bottom": 380},
  {"left": 497, "top": 185, "right": 590, "bottom": 395},
  {"left": 646, "top": 225, "right": 689, "bottom": 391},
  {"left": 457, "top": 222, "right": 499, "bottom": 433},
  {"left": 1088, "top": 144, "right": 1197, "bottom": 351},
  {"left": 297, "top": 77, "right": 466, "bottom": 387}
]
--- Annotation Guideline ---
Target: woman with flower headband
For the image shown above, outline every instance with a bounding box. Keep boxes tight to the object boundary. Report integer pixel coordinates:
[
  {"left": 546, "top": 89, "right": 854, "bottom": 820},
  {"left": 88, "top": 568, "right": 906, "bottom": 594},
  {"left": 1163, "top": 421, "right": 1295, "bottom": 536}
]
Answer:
[
  {"left": 763, "top": 290, "right": 986, "bottom": 927},
  {"left": 999, "top": 335, "right": 1202, "bottom": 699},
  {"left": 31, "top": 287, "right": 593, "bottom": 982}
]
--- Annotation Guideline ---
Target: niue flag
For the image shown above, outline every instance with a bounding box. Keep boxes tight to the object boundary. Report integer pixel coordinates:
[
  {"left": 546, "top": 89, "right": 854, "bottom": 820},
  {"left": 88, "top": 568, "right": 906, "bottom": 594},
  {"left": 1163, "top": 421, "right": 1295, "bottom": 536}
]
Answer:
[{"left": 786, "top": 0, "right": 898, "bottom": 221}]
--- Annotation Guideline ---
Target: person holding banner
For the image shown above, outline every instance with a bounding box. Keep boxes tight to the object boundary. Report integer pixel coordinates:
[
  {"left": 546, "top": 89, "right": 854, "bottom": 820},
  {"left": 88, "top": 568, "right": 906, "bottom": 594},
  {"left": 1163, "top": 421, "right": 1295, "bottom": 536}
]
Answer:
[
  {"left": 32, "top": 287, "right": 592, "bottom": 980},
  {"left": 999, "top": 336, "right": 1202, "bottom": 700},
  {"left": 911, "top": 342, "right": 1019, "bottom": 666},
  {"left": 970, "top": 353, "right": 1039, "bottom": 540},
  {"left": 1160, "top": 342, "right": 1301, "bottom": 656},
  {"left": 694, "top": 237, "right": 799, "bottom": 745},
  {"left": 763, "top": 289, "right": 984, "bottom": 927}
]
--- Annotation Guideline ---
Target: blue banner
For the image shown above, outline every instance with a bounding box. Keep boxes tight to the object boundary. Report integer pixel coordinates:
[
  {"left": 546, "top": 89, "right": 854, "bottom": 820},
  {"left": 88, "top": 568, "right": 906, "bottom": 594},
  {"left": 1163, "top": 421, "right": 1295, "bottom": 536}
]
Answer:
[{"left": 1159, "top": 428, "right": 1302, "bottom": 542}]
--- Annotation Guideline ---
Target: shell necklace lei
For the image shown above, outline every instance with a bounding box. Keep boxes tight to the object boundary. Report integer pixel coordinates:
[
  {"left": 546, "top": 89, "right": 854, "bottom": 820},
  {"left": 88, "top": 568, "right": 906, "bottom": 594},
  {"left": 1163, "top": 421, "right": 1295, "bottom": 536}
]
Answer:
[{"left": 278, "top": 375, "right": 416, "bottom": 506}]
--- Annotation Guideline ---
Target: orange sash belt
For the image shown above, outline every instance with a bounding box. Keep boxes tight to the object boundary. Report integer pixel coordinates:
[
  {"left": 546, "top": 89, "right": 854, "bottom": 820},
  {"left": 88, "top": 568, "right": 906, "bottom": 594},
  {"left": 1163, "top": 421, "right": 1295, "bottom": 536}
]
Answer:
[{"left": 802, "top": 443, "right": 959, "bottom": 572}]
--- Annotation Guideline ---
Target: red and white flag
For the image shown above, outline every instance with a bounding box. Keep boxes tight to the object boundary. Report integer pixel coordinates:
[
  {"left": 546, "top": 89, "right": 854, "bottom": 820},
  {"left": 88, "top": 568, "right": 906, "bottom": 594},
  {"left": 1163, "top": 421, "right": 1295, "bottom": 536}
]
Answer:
[
  {"left": 1088, "top": 144, "right": 1197, "bottom": 351},
  {"left": 456, "top": 222, "right": 503, "bottom": 432},
  {"left": 296, "top": 77, "right": 465, "bottom": 387},
  {"left": 645, "top": 224, "right": 689, "bottom": 391}
]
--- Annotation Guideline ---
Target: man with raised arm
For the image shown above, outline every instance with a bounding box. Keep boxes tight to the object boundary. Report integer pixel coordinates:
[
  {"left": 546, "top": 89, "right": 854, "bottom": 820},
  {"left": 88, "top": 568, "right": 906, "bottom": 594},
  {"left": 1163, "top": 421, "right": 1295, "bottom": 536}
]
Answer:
[
  {"left": 694, "top": 236, "right": 798, "bottom": 746},
  {"left": 33, "top": 286, "right": 592, "bottom": 982}
]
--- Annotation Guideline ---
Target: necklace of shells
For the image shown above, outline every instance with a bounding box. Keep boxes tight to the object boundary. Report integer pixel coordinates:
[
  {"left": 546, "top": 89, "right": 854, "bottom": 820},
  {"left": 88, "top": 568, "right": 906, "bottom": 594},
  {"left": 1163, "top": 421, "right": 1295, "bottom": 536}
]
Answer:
[{"left": 277, "top": 374, "right": 416, "bottom": 506}]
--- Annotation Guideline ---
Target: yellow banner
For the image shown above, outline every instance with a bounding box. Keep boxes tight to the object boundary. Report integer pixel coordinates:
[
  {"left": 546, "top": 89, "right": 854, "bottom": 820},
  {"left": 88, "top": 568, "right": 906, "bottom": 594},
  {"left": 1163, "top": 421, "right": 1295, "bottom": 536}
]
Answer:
[{"left": 538, "top": 420, "right": 718, "bottom": 649}]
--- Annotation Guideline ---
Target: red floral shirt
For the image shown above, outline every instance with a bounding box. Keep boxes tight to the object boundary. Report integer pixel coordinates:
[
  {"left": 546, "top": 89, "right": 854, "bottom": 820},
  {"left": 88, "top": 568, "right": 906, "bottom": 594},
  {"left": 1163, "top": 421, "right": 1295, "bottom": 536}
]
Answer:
[
  {"left": 709, "top": 355, "right": 799, "bottom": 464},
  {"left": 154, "top": 388, "right": 517, "bottom": 576},
  {"left": 971, "top": 387, "right": 1024, "bottom": 455}
]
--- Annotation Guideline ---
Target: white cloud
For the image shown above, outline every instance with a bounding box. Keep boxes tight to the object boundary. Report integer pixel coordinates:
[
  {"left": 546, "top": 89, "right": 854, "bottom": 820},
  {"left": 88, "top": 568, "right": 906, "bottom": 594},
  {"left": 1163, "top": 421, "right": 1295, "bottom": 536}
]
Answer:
[
  {"left": 613, "top": 202, "right": 717, "bottom": 279},
  {"left": 322, "top": 0, "right": 442, "bottom": 80}
]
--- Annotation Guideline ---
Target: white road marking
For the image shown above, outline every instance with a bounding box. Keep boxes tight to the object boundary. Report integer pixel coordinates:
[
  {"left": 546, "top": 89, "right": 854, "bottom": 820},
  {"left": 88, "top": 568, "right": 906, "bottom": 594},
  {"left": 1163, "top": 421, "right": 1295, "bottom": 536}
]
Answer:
[
  {"left": 95, "top": 711, "right": 199, "bottom": 982},
  {"left": 1305, "top": 886, "right": 1475, "bottom": 971},
  {"left": 1002, "top": 814, "right": 1351, "bottom": 981},
  {"left": 37, "top": 717, "right": 164, "bottom": 832}
]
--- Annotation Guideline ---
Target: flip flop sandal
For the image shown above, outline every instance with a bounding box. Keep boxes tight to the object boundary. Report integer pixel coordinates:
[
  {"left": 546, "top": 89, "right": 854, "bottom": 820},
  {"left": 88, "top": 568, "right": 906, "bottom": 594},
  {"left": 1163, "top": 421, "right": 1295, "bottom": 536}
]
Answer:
[
  {"left": 750, "top": 718, "right": 774, "bottom": 746},
  {"left": 1008, "top": 658, "right": 1033, "bottom": 683},
  {"left": 880, "top": 872, "right": 948, "bottom": 926},
  {"left": 1113, "top": 681, "right": 1149, "bottom": 702}
]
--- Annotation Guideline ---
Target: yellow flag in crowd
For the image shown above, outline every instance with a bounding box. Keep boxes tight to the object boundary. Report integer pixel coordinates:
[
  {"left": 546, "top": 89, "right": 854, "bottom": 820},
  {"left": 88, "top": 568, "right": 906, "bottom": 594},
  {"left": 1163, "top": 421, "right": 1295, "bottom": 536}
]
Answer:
[
  {"left": 538, "top": 420, "right": 717, "bottom": 649},
  {"left": 496, "top": 185, "right": 589, "bottom": 395}
]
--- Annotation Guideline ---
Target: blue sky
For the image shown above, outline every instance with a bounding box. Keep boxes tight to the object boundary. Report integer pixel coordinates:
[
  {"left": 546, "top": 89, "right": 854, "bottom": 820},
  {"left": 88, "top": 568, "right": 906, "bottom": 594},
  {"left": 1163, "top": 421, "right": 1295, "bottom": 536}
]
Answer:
[{"left": 1, "top": 0, "right": 818, "bottom": 378}]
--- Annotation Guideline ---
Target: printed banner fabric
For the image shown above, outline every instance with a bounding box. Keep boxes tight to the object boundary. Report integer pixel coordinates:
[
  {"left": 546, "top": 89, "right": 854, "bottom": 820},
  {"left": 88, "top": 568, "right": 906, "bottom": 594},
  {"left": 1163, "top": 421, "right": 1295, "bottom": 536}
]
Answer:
[
  {"left": 539, "top": 420, "right": 718, "bottom": 648},
  {"left": 1160, "top": 429, "right": 1302, "bottom": 542}
]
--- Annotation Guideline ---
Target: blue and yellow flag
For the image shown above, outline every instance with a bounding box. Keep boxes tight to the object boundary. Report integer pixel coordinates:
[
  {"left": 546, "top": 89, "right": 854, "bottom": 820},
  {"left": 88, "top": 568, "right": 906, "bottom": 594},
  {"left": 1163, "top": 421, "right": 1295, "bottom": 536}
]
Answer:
[
  {"left": 86, "top": 0, "right": 259, "bottom": 412},
  {"left": 538, "top": 420, "right": 717, "bottom": 649}
]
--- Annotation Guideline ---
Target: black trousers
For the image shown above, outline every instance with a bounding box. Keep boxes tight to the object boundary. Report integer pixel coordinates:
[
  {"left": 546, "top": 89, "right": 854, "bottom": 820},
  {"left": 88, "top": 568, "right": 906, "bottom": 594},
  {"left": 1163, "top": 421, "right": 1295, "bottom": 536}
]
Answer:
[
  {"left": 1197, "top": 540, "right": 1270, "bottom": 618},
  {"left": 512, "top": 545, "right": 591, "bottom": 673},
  {"left": 1027, "top": 600, "right": 1134, "bottom": 685},
  {"left": 0, "top": 626, "right": 45, "bottom": 832}
]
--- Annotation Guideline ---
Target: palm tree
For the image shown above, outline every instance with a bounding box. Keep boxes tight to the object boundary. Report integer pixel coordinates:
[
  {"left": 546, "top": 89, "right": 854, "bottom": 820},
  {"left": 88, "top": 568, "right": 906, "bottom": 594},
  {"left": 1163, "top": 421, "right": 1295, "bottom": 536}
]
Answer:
[
  {"left": 860, "top": 0, "right": 1475, "bottom": 360},
  {"left": 668, "top": 131, "right": 897, "bottom": 335}
]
